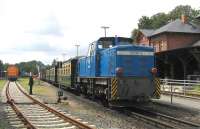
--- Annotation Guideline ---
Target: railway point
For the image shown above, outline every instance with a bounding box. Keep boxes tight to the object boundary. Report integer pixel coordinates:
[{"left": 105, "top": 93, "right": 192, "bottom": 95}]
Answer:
[{"left": 0, "top": 1, "right": 200, "bottom": 129}]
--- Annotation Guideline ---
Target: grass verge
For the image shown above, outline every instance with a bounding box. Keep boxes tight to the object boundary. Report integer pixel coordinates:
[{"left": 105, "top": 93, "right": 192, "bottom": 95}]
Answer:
[
  {"left": 194, "top": 85, "right": 200, "bottom": 91},
  {"left": 0, "top": 80, "right": 7, "bottom": 92},
  {"left": 18, "top": 78, "right": 57, "bottom": 101},
  {"left": 18, "top": 77, "right": 29, "bottom": 91}
]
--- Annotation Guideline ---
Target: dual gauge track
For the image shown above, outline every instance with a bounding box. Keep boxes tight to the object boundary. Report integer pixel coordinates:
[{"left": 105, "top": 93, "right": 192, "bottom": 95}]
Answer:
[
  {"left": 4, "top": 81, "right": 200, "bottom": 129},
  {"left": 5, "top": 81, "right": 95, "bottom": 129}
]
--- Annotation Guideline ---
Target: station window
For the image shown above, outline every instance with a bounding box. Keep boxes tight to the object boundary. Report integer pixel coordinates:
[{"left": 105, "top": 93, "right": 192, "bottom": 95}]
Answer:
[
  {"left": 161, "top": 41, "right": 167, "bottom": 51},
  {"left": 153, "top": 42, "right": 160, "bottom": 52}
]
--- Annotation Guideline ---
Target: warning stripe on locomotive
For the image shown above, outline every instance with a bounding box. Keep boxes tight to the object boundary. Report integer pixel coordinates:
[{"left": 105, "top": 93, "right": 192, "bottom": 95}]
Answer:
[
  {"left": 153, "top": 78, "right": 161, "bottom": 98},
  {"left": 111, "top": 78, "right": 118, "bottom": 100}
]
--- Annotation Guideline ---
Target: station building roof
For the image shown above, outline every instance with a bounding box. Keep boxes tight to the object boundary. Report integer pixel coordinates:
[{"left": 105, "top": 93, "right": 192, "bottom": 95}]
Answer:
[
  {"left": 140, "top": 29, "right": 155, "bottom": 37},
  {"left": 151, "top": 19, "right": 200, "bottom": 37}
]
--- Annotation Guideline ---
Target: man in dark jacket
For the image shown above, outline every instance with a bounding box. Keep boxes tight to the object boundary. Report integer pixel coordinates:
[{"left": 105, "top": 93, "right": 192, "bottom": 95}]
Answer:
[{"left": 29, "top": 76, "right": 34, "bottom": 95}]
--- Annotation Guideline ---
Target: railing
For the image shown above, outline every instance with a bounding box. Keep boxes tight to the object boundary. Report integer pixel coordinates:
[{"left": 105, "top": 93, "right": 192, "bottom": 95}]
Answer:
[{"left": 160, "top": 78, "right": 200, "bottom": 103}]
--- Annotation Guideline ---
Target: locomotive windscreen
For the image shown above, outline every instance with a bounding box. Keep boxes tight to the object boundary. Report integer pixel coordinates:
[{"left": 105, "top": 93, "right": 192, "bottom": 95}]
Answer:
[
  {"left": 98, "top": 37, "right": 133, "bottom": 49},
  {"left": 99, "top": 37, "right": 132, "bottom": 42}
]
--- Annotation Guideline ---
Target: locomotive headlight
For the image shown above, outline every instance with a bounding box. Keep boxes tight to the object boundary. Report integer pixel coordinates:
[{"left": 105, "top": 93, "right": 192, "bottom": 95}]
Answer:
[
  {"left": 116, "top": 67, "right": 123, "bottom": 76},
  {"left": 151, "top": 67, "right": 157, "bottom": 74}
]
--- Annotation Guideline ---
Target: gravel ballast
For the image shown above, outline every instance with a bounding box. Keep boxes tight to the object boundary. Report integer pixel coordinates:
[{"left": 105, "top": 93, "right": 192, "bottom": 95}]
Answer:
[
  {"left": 18, "top": 80, "right": 200, "bottom": 129},
  {"left": 31, "top": 81, "right": 153, "bottom": 129}
]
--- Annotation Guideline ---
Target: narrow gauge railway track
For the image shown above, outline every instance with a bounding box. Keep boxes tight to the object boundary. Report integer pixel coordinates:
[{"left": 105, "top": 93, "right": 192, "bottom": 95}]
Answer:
[
  {"left": 119, "top": 106, "right": 200, "bottom": 129},
  {"left": 6, "top": 81, "right": 96, "bottom": 129},
  {"left": 44, "top": 81, "right": 200, "bottom": 129}
]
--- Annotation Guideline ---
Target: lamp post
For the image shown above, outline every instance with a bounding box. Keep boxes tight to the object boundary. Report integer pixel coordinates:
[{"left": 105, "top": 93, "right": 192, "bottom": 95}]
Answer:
[
  {"left": 36, "top": 64, "right": 40, "bottom": 85},
  {"left": 101, "top": 26, "right": 110, "bottom": 37},
  {"left": 74, "top": 44, "right": 80, "bottom": 57}
]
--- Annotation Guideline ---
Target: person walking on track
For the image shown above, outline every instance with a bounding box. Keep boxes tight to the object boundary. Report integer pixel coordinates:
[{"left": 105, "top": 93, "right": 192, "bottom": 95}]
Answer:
[{"left": 29, "top": 75, "right": 34, "bottom": 95}]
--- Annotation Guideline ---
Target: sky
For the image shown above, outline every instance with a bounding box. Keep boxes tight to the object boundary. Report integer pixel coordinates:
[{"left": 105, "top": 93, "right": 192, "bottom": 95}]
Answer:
[{"left": 0, "top": 0, "right": 199, "bottom": 65}]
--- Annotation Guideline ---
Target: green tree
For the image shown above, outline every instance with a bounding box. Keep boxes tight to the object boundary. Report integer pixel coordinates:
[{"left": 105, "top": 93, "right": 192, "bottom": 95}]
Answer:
[
  {"left": 138, "top": 16, "right": 153, "bottom": 29},
  {"left": 131, "top": 5, "right": 200, "bottom": 40},
  {"left": 169, "top": 5, "right": 200, "bottom": 21},
  {"left": 138, "top": 13, "right": 168, "bottom": 29},
  {"left": 151, "top": 13, "right": 169, "bottom": 29},
  {"left": 16, "top": 60, "right": 46, "bottom": 76},
  {"left": 131, "top": 29, "right": 139, "bottom": 42},
  {"left": 0, "top": 60, "right": 3, "bottom": 71},
  {"left": 3, "top": 63, "right": 9, "bottom": 71}
]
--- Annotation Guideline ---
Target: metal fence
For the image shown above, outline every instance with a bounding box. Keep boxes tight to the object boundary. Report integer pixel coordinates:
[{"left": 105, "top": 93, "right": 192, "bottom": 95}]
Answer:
[
  {"left": 160, "top": 78, "right": 200, "bottom": 96},
  {"left": 160, "top": 78, "right": 200, "bottom": 103}
]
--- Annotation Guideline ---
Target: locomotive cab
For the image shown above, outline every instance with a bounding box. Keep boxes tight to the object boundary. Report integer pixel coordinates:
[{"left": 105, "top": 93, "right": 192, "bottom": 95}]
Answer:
[{"left": 84, "top": 37, "right": 133, "bottom": 76}]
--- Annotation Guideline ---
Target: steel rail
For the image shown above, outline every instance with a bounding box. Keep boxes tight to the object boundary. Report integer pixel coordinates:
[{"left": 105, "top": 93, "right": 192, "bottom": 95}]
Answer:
[
  {"left": 15, "top": 82, "right": 95, "bottom": 129},
  {"left": 121, "top": 109, "right": 178, "bottom": 129},
  {"left": 128, "top": 106, "right": 200, "bottom": 129},
  {"left": 6, "top": 81, "right": 37, "bottom": 129}
]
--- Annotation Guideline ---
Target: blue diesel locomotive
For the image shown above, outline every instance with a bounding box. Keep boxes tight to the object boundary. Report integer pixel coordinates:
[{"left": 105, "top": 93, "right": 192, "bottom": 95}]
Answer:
[
  {"left": 42, "top": 37, "right": 160, "bottom": 106},
  {"left": 76, "top": 37, "right": 159, "bottom": 106}
]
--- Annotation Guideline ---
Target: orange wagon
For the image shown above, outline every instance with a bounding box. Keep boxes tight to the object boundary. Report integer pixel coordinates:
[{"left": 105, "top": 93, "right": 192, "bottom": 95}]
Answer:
[{"left": 7, "top": 65, "right": 19, "bottom": 81}]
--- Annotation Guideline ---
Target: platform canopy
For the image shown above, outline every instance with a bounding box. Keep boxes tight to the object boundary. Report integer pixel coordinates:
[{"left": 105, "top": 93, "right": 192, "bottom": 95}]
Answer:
[{"left": 156, "top": 43, "right": 200, "bottom": 79}]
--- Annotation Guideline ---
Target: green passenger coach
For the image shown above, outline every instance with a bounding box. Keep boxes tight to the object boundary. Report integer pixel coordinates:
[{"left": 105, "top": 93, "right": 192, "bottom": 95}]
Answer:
[{"left": 57, "top": 58, "right": 78, "bottom": 89}]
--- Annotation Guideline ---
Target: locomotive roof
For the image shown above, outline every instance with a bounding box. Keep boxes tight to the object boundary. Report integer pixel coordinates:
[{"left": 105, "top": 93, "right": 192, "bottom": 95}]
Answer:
[{"left": 98, "top": 37, "right": 133, "bottom": 43}]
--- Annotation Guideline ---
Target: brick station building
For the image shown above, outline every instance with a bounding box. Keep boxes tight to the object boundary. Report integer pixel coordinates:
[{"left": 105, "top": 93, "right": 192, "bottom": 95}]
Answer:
[
  {"left": 136, "top": 15, "right": 200, "bottom": 79},
  {"left": 136, "top": 29, "right": 154, "bottom": 46}
]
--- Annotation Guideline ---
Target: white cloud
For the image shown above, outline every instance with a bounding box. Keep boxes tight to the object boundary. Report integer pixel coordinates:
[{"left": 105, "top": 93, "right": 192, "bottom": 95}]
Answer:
[
  {"left": 25, "top": 15, "right": 64, "bottom": 37},
  {"left": 0, "top": 0, "right": 199, "bottom": 64}
]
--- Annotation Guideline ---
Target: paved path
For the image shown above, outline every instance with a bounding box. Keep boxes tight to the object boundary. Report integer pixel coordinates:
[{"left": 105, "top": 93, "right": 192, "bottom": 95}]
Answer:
[{"left": 153, "top": 94, "right": 200, "bottom": 111}]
